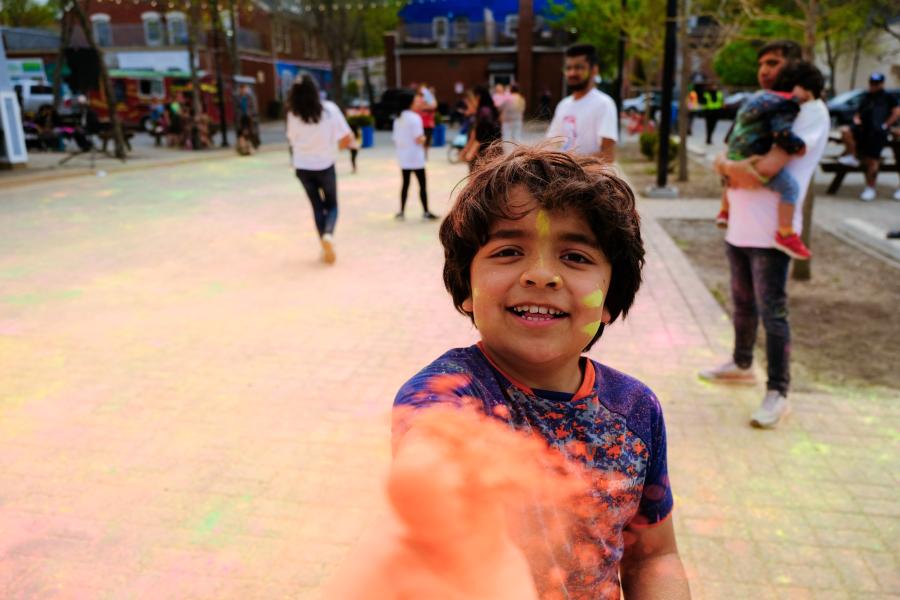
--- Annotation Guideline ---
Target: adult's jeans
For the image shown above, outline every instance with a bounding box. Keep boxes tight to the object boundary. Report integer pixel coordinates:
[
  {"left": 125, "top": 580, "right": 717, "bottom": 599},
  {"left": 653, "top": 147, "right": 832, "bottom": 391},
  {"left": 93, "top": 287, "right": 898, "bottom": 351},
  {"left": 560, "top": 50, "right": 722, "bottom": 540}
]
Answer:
[
  {"left": 296, "top": 165, "right": 338, "bottom": 237},
  {"left": 725, "top": 242, "right": 791, "bottom": 394}
]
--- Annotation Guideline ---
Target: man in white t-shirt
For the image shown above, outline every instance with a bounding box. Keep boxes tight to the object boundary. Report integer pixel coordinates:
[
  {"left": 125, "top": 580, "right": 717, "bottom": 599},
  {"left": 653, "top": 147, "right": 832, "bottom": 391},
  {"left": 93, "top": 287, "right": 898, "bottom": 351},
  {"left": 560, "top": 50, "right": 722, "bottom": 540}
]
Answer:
[
  {"left": 546, "top": 44, "right": 618, "bottom": 163},
  {"left": 700, "top": 40, "right": 830, "bottom": 429}
]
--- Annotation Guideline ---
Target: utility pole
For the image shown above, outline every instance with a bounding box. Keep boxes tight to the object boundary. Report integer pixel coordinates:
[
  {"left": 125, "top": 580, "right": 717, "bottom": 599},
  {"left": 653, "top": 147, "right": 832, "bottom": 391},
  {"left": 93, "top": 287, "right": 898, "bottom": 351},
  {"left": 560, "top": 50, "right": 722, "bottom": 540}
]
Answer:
[{"left": 646, "top": 0, "right": 678, "bottom": 197}]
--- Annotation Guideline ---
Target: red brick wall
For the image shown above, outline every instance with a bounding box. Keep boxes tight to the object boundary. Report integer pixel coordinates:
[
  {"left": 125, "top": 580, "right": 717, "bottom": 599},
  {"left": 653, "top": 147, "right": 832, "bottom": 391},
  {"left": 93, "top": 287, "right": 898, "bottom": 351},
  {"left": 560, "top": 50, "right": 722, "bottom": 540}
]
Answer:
[{"left": 397, "top": 50, "right": 564, "bottom": 118}]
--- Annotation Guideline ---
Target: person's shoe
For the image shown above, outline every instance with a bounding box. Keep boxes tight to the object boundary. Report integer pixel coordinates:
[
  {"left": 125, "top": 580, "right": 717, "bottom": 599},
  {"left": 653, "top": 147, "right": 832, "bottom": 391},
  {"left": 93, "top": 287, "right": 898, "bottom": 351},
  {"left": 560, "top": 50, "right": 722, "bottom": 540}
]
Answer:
[
  {"left": 887, "top": 229, "right": 900, "bottom": 239},
  {"left": 750, "top": 390, "right": 791, "bottom": 429},
  {"left": 320, "top": 234, "right": 336, "bottom": 265},
  {"left": 394, "top": 212, "right": 405, "bottom": 221},
  {"left": 715, "top": 210, "right": 729, "bottom": 229},
  {"left": 774, "top": 232, "right": 811, "bottom": 260},
  {"left": 837, "top": 154, "right": 860, "bottom": 167},
  {"left": 698, "top": 360, "right": 757, "bottom": 385},
  {"left": 860, "top": 187, "right": 877, "bottom": 202},
  {"left": 893, "top": 188, "right": 900, "bottom": 201},
  {"left": 422, "top": 211, "right": 439, "bottom": 220}
]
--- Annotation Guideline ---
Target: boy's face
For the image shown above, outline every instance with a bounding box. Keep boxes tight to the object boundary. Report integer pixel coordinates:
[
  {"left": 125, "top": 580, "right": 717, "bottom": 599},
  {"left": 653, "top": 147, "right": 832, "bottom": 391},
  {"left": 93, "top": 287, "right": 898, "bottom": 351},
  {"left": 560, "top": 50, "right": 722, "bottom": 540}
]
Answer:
[{"left": 462, "top": 188, "right": 613, "bottom": 373}]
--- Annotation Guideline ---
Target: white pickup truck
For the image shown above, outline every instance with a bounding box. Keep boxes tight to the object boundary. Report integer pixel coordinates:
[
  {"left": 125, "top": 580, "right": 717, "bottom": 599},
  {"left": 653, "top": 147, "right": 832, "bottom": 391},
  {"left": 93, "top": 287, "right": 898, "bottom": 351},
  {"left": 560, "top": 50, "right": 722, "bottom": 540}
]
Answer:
[{"left": 13, "top": 80, "right": 75, "bottom": 117}]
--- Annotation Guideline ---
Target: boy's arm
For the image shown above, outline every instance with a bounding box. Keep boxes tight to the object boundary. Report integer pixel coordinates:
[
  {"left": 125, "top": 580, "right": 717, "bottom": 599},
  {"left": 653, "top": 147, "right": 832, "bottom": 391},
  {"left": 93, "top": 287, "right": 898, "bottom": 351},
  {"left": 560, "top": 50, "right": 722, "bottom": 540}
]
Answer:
[{"left": 620, "top": 518, "right": 691, "bottom": 599}]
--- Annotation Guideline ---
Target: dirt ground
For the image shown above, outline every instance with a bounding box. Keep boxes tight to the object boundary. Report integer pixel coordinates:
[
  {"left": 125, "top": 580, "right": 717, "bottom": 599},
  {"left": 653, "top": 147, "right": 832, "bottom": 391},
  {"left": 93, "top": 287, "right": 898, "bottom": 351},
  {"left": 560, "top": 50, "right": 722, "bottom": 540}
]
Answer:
[
  {"left": 618, "top": 142, "right": 723, "bottom": 199},
  {"left": 660, "top": 219, "right": 900, "bottom": 392}
]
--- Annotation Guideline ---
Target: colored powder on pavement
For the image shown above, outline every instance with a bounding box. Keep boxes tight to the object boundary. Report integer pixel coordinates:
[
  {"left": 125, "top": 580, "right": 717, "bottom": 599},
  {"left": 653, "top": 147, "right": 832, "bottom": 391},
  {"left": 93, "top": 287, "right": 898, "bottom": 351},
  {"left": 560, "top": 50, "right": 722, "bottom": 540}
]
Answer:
[
  {"left": 325, "top": 405, "right": 613, "bottom": 599},
  {"left": 582, "top": 288, "right": 605, "bottom": 308}
]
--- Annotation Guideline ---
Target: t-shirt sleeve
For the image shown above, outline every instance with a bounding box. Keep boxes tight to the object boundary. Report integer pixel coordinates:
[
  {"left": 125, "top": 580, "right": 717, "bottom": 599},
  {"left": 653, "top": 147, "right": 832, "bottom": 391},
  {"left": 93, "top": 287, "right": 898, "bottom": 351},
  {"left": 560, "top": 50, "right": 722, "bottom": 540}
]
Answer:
[
  {"left": 393, "top": 366, "right": 479, "bottom": 450},
  {"left": 547, "top": 104, "right": 563, "bottom": 140},
  {"left": 632, "top": 393, "right": 674, "bottom": 526},
  {"left": 330, "top": 103, "right": 352, "bottom": 143},
  {"left": 597, "top": 94, "right": 619, "bottom": 143}
]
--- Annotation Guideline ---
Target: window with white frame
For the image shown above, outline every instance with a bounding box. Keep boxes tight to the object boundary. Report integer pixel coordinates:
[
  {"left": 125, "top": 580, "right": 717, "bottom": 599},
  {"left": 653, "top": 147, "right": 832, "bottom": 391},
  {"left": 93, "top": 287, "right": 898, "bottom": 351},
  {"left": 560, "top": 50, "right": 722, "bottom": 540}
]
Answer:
[
  {"left": 432, "top": 16, "right": 448, "bottom": 43},
  {"left": 453, "top": 16, "right": 469, "bottom": 45},
  {"left": 504, "top": 14, "right": 519, "bottom": 37},
  {"left": 142, "top": 12, "right": 163, "bottom": 46},
  {"left": 91, "top": 14, "right": 112, "bottom": 47},
  {"left": 166, "top": 12, "right": 187, "bottom": 45}
]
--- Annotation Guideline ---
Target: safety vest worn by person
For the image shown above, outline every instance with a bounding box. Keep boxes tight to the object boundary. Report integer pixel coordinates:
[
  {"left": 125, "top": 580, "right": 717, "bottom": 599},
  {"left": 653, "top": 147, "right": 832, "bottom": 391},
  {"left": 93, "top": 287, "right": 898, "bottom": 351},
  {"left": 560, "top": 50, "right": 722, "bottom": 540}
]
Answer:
[{"left": 703, "top": 90, "right": 723, "bottom": 110}]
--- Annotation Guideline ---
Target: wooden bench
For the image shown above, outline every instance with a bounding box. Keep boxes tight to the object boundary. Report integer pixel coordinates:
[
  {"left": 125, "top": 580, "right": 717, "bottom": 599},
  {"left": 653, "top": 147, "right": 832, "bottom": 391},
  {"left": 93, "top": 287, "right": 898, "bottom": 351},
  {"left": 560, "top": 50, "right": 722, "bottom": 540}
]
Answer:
[{"left": 821, "top": 137, "right": 900, "bottom": 195}]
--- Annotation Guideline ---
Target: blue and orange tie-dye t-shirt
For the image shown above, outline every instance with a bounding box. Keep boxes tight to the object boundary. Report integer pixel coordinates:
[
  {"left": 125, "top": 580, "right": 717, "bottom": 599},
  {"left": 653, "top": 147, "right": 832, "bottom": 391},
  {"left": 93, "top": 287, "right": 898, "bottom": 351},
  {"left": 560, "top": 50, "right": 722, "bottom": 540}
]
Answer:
[{"left": 393, "top": 344, "right": 674, "bottom": 599}]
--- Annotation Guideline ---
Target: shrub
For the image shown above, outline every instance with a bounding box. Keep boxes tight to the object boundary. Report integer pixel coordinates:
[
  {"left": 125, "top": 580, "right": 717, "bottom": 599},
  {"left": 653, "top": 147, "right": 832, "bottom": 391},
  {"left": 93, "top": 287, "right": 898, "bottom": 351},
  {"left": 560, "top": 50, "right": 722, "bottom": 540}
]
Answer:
[
  {"left": 347, "top": 114, "right": 374, "bottom": 128},
  {"left": 638, "top": 131, "right": 680, "bottom": 164}
]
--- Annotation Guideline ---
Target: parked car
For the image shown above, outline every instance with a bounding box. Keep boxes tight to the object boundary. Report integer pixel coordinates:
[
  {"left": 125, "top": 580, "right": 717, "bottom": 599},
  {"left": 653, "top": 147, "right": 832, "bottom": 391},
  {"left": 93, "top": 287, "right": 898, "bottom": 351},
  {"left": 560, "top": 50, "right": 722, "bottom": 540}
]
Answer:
[
  {"left": 372, "top": 88, "right": 409, "bottom": 130},
  {"left": 13, "top": 80, "right": 75, "bottom": 117},
  {"left": 622, "top": 91, "right": 662, "bottom": 115},
  {"left": 827, "top": 88, "right": 900, "bottom": 127}
]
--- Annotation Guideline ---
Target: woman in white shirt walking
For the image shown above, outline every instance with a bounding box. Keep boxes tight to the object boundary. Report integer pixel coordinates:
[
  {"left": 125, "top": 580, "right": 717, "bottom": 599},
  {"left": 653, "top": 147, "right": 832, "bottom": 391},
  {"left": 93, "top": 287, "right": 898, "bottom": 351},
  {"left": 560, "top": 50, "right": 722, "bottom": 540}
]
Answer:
[
  {"left": 286, "top": 75, "right": 355, "bottom": 264},
  {"left": 392, "top": 89, "right": 437, "bottom": 220}
]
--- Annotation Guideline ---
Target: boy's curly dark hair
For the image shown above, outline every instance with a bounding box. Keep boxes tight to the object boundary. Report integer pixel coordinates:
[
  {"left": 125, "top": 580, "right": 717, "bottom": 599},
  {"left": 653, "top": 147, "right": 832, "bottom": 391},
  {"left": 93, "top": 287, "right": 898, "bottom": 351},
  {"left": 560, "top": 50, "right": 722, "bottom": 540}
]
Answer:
[{"left": 439, "top": 144, "right": 645, "bottom": 347}]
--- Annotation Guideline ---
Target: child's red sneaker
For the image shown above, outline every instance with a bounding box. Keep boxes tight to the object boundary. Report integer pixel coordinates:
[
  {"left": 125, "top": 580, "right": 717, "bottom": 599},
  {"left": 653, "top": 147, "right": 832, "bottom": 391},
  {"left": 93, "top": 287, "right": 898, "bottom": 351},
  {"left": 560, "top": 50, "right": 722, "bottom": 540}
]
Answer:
[
  {"left": 715, "top": 210, "right": 729, "bottom": 229},
  {"left": 774, "top": 232, "right": 811, "bottom": 260}
]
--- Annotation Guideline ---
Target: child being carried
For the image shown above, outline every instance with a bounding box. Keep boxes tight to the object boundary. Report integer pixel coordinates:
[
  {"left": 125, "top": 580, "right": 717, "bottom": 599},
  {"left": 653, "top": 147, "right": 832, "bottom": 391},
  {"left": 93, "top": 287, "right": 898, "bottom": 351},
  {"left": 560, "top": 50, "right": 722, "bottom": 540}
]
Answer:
[{"left": 717, "top": 61, "right": 825, "bottom": 261}]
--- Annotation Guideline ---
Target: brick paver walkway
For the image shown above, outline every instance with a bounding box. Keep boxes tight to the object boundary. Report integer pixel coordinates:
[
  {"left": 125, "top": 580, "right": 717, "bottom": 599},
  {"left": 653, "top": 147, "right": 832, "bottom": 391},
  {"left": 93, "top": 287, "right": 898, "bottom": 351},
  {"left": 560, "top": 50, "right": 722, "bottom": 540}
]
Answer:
[{"left": 1, "top": 136, "right": 898, "bottom": 599}]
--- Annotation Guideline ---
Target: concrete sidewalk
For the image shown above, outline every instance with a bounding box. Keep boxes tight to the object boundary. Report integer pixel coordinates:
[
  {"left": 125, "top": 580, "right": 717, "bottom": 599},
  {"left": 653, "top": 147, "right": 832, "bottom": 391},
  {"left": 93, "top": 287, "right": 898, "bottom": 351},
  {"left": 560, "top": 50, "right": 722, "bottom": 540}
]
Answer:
[{"left": 0, "top": 140, "right": 897, "bottom": 599}]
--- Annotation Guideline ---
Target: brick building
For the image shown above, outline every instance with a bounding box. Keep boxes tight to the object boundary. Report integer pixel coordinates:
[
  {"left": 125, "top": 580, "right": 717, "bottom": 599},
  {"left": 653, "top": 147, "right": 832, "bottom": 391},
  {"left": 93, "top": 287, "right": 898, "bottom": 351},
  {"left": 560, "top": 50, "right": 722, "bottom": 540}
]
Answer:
[
  {"left": 2, "top": 0, "right": 332, "bottom": 118},
  {"left": 385, "top": 0, "right": 570, "bottom": 118}
]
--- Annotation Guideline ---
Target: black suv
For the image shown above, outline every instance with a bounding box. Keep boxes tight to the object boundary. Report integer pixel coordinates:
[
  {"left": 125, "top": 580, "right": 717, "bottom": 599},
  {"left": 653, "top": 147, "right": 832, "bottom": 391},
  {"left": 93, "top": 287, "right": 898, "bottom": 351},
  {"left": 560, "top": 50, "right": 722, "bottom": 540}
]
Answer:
[{"left": 827, "top": 88, "right": 900, "bottom": 127}]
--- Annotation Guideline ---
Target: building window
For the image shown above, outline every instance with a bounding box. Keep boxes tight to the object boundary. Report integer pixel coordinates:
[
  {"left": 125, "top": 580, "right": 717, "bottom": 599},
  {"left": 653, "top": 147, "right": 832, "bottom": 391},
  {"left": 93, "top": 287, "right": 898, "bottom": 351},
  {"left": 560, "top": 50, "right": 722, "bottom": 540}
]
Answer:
[
  {"left": 504, "top": 14, "right": 519, "bottom": 37},
  {"left": 219, "top": 10, "right": 232, "bottom": 36},
  {"left": 91, "top": 14, "right": 112, "bottom": 47},
  {"left": 453, "top": 16, "right": 469, "bottom": 45},
  {"left": 167, "top": 12, "right": 187, "bottom": 45},
  {"left": 273, "top": 20, "right": 291, "bottom": 54},
  {"left": 432, "top": 16, "right": 448, "bottom": 43},
  {"left": 142, "top": 12, "right": 163, "bottom": 46}
]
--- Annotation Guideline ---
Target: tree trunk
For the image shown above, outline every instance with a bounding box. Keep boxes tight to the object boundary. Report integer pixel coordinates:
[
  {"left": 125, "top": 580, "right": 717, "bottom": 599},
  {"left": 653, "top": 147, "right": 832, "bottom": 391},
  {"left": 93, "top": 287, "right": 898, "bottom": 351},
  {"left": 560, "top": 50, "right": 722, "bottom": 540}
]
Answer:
[
  {"left": 186, "top": 0, "right": 203, "bottom": 150},
  {"left": 70, "top": 0, "right": 127, "bottom": 160},
  {"left": 849, "top": 36, "right": 862, "bottom": 89},
  {"left": 52, "top": 12, "right": 72, "bottom": 112},
  {"left": 803, "top": 0, "right": 817, "bottom": 60},
  {"left": 209, "top": 4, "right": 229, "bottom": 147},
  {"left": 227, "top": 0, "right": 241, "bottom": 141},
  {"left": 823, "top": 33, "right": 836, "bottom": 96}
]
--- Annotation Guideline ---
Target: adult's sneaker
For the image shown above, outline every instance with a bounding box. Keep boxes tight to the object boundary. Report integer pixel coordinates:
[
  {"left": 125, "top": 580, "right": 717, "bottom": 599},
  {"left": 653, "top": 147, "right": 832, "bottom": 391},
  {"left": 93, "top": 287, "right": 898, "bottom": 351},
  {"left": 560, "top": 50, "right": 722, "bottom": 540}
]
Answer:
[
  {"left": 860, "top": 187, "right": 876, "bottom": 202},
  {"left": 774, "top": 232, "right": 811, "bottom": 260},
  {"left": 837, "top": 154, "right": 860, "bottom": 167},
  {"left": 698, "top": 360, "right": 757, "bottom": 384},
  {"left": 750, "top": 390, "right": 791, "bottom": 428}
]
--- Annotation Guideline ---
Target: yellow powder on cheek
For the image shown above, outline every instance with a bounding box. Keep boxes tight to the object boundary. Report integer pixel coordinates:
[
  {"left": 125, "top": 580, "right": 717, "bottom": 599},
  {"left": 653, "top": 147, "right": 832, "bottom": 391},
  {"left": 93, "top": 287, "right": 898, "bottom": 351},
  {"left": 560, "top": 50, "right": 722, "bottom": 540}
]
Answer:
[
  {"left": 582, "top": 288, "right": 604, "bottom": 308},
  {"left": 581, "top": 320, "right": 603, "bottom": 338}
]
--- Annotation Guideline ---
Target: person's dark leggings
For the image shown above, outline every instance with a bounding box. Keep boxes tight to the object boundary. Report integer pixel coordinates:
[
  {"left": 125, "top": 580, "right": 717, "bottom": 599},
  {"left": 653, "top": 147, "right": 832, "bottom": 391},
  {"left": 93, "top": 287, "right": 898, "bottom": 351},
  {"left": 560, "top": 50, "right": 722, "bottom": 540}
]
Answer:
[
  {"left": 350, "top": 148, "right": 358, "bottom": 171},
  {"left": 296, "top": 165, "right": 338, "bottom": 237},
  {"left": 400, "top": 168, "right": 428, "bottom": 213},
  {"left": 726, "top": 242, "right": 791, "bottom": 394},
  {"left": 705, "top": 109, "right": 720, "bottom": 144}
]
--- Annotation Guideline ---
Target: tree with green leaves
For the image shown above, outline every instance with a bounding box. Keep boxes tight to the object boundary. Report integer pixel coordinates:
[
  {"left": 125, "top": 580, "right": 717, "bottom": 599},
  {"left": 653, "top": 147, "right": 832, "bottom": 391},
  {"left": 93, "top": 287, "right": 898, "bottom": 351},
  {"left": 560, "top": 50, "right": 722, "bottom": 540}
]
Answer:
[
  {"left": 0, "top": 0, "right": 56, "bottom": 27},
  {"left": 284, "top": 2, "right": 401, "bottom": 108}
]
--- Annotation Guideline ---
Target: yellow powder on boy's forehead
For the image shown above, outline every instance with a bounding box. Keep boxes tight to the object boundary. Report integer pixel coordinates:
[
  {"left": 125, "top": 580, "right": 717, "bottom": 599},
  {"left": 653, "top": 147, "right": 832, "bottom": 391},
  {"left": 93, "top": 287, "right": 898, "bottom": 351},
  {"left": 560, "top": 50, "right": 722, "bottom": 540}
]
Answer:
[
  {"left": 535, "top": 210, "right": 551, "bottom": 238},
  {"left": 582, "top": 288, "right": 605, "bottom": 308}
]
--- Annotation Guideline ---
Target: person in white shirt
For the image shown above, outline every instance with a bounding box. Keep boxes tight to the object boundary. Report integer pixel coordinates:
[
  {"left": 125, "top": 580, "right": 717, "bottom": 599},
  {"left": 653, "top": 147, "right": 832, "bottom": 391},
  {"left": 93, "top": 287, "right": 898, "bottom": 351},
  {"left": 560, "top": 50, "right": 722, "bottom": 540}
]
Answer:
[
  {"left": 700, "top": 40, "right": 830, "bottom": 429},
  {"left": 500, "top": 82, "right": 526, "bottom": 145},
  {"left": 392, "top": 89, "right": 438, "bottom": 221},
  {"left": 286, "top": 74, "right": 355, "bottom": 265},
  {"left": 547, "top": 44, "right": 618, "bottom": 163}
]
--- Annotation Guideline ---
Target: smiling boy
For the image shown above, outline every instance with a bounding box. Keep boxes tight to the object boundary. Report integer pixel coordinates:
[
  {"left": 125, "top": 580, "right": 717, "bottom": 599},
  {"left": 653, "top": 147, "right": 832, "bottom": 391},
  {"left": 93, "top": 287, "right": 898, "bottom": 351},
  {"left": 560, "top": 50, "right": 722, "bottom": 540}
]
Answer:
[{"left": 393, "top": 147, "right": 690, "bottom": 598}]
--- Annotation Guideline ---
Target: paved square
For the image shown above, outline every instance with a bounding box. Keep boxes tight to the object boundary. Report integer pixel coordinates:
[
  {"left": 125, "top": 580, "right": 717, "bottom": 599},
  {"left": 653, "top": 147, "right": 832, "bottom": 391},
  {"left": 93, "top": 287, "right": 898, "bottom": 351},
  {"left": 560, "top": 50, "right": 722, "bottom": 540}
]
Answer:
[{"left": 1, "top": 137, "right": 898, "bottom": 599}]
